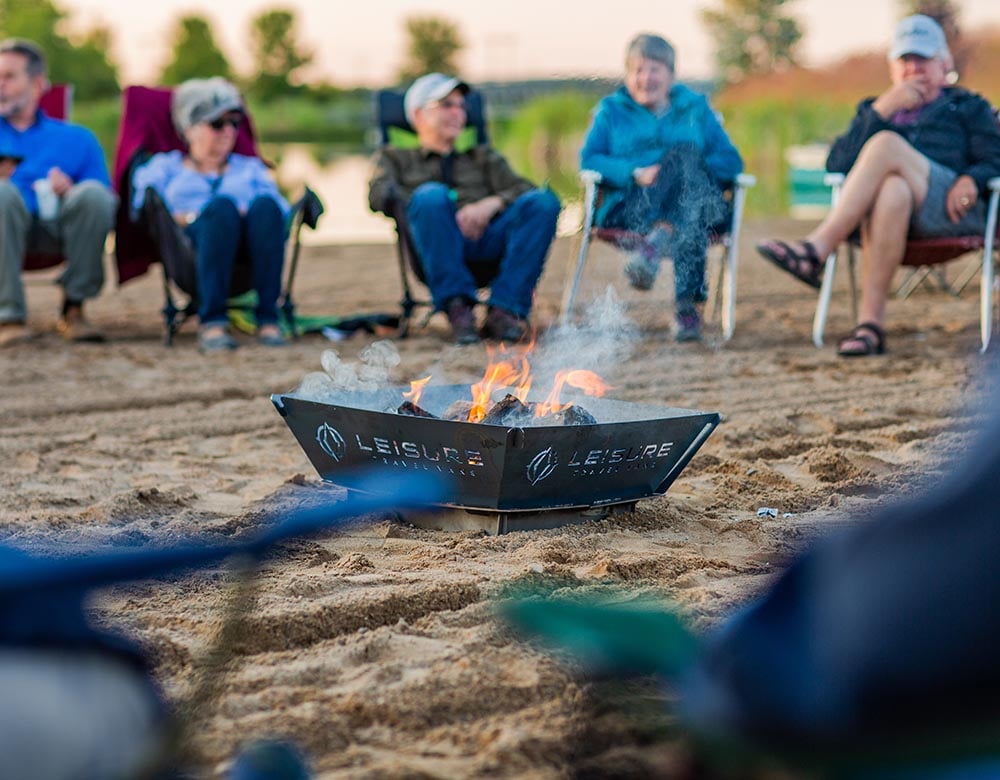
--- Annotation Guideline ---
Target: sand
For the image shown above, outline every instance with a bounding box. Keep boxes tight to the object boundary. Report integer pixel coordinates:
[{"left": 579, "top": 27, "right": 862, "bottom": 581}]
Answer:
[{"left": 1, "top": 217, "right": 993, "bottom": 777}]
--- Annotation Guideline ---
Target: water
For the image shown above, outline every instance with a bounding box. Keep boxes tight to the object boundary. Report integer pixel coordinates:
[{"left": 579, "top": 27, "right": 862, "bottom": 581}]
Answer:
[{"left": 271, "top": 143, "right": 582, "bottom": 247}]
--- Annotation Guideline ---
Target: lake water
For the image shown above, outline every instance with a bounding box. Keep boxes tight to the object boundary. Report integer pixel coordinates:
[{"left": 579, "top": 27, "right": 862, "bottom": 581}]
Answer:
[{"left": 272, "top": 144, "right": 582, "bottom": 247}]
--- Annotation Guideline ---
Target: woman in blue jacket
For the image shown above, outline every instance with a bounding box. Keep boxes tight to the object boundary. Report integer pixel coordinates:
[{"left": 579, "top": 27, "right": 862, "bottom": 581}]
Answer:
[{"left": 580, "top": 33, "right": 743, "bottom": 341}]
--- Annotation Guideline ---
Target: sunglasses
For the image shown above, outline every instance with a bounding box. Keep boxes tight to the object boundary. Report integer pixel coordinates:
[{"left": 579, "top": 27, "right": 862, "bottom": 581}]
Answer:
[{"left": 208, "top": 115, "right": 242, "bottom": 131}]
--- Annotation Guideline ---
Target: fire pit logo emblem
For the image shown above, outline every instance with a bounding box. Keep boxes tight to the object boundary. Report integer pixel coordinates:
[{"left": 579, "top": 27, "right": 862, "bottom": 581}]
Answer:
[
  {"left": 316, "top": 423, "right": 346, "bottom": 462},
  {"left": 526, "top": 446, "right": 558, "bottom": 485}
]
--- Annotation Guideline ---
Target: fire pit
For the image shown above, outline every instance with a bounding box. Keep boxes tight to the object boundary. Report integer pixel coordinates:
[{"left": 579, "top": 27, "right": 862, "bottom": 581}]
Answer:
[{"left": 272, "top": 383, "right": 719, "bottom": 534}]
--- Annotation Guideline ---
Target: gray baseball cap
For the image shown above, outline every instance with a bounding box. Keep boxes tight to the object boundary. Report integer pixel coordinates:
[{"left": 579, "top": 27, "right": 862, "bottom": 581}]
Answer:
[
  {"left": 889, "top": 14, "right": 950, "bottom": 61},
  {"left": 404, "top": 73, "right": 470, "bottom": 126},
  {"left": 171, "top": 77, "right": 244, "bottom": 135}
]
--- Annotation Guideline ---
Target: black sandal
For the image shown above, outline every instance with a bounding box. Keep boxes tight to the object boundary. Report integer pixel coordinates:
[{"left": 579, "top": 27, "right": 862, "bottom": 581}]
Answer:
[
  {"left": 837, "top": 322, "right": 886, "bottom": 357},
  {"left": 756, "top": 240, "right": 825, "bottom": 289}
]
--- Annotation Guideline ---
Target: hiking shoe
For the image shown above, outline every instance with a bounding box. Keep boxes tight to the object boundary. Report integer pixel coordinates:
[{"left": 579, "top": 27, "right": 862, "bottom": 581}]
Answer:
[
  {"left": 198, "top": 325, "right": 238, "bottom": 353},
  {"left": 57, "top": 307, "right": 104, "bottom": 343},
  {"left": 674, "top": 305, "right": 702, "bottom": 342},
  {"left": 624, "top": 254, "right": 659, "bottom": 291},
  {"left": 481, "top": 306, "right": 527, "bottom": 343},
  {"left": 257, "top": 325, "right": 288, "bottom": 347},
  {"left": 0, "top": 320, "right": 31, "bottom": 347},
  {"left": 445, "top": 298, "right": 479, "bottom": 344}
]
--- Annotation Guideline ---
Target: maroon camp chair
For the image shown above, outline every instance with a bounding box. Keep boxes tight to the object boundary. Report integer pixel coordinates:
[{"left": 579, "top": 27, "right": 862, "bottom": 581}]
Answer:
[
  {"left": 24, "top": 84, "right": 74, "bottom": 272},
  {"left": 112, "top": 85, "right": 323, "bottom": 344}
]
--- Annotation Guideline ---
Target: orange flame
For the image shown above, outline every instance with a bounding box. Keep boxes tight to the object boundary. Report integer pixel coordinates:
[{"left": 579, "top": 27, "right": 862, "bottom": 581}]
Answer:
[
  {"left": 535, "top": 369, "right": 613, "bottom": 417},
  {"left": 403, "top": 375, "right": 431, "bottom": 407},
  {"left": 468, "top": 344, "right": 532, "bottom": 422}
]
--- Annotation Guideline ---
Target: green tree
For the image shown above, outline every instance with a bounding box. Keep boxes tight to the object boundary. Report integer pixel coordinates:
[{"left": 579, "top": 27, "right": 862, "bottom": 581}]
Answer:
[
  {"left": 900, "top": 0, "right": 967, "bottom": 75},
  {"left": 159, "top": 15, "right": 233, "bottom": 85},
  {"left": 701, "top": 0, "right": 803, "bottom": 83},
  {"left": 247, "top": 8, "right": 313, "bottom": 102},
  {"left": 397, "top": 16, "right": 464, "bottom": 84},
  {"left": 0, "top": 0, "right": 119, "bottom": 99}
]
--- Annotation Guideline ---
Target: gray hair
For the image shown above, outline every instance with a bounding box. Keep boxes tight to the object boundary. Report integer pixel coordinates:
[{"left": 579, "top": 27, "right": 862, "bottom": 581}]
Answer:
[
  {"left": 626, "top": 33, "right": 675, "bottom": 72},
  {"left": 0, "top": 39, "right": 46, "bottom": 78}
]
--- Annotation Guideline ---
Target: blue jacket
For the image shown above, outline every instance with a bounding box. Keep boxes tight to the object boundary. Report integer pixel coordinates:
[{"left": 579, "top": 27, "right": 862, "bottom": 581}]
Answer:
[
  {"left": 0, "top": 111, "right": 110, "bottom": 214},
  {"left": 580, "top": 84, "right": 743, "bottom": 225}
]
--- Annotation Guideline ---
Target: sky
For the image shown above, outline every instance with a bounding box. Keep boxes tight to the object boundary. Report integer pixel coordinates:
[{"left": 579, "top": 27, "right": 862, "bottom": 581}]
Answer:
[{"left": 60, "top": 0, "right": 1000, "bottom": 86}]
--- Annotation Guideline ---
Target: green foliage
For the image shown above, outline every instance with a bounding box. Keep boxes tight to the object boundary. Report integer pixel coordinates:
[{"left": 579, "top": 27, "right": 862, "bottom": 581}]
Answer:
[
  {"left": 245, "top": 94, "right": 368, "bottom": 145},
  {"left": 493, "top": 91, "right": 595, "bottom": 201},
  {"left": 0, "top": 0, "right": 119, "bottom": 100},
  {"left": 159, "top": 15, "right": 233, "bottom": 85},
  {"left": 397, "top": 16, "right": 464, "bottom": 84},
  {"left": 701, "top": 0, "right": 803, "bottom": 83},
  {"left": 719, "top": 98, "right": 856, "bottom": 213},
  {"left": 246, "top": 8, "right": 313, "bottom": 102}
]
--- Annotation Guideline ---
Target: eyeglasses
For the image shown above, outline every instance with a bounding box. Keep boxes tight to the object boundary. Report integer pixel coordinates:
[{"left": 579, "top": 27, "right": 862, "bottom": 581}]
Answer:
[
  {"left": 208, "top": 115, "right": 241, "bottom": 131},
  {"left": 432, "top": 98, "right": 466, "bottom": 111}
]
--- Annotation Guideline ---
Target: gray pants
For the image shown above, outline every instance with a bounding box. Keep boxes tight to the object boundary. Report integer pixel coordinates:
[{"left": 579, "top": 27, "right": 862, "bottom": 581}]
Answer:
[{"left": 0, "top": 179, "right": 117, "bottom": 323}]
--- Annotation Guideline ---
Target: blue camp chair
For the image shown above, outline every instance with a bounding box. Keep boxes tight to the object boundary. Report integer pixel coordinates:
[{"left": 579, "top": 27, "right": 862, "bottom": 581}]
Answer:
[{"left": 372, "top": 89, "right": 498, "bottom": 337}]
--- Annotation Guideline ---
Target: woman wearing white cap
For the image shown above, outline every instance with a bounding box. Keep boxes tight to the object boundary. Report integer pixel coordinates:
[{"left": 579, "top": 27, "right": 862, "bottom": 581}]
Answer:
[
  {"left": 757, "top": 15, "right": 1000, "bottom": 357},
  {"left": 131, "top": 78, "right": 290, "bottom": 352}
]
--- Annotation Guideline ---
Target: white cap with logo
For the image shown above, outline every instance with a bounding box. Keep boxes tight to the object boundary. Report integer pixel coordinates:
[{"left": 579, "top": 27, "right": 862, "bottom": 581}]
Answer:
[
  {"left": 403, "top": 73, "right": 470, "bottom": 126},
  {"left": 889, "top": 14, "right": 950, "bottom": 61}
]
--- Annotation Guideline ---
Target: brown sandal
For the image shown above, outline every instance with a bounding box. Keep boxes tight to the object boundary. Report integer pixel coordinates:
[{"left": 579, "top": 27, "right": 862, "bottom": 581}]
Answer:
[
  {"left": 837, "top": 322, "right": 886, "bottom": 357},
  {"left": 756, "top": 240, "right": 825, "bottom": 289}
]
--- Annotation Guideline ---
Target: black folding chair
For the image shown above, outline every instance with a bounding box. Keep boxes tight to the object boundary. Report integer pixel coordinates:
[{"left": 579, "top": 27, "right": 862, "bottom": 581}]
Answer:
[{"left": 373, "top": 89, "right": 497, "bottom": 337}]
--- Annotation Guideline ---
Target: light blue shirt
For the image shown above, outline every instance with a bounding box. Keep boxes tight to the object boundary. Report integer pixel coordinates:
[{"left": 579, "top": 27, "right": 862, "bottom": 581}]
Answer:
[
  {"left": 0, "top": 112, "right": 110, "bottom": 214},
  {"left": 131, "top": 151, "right": 290, "bottom": 220}
]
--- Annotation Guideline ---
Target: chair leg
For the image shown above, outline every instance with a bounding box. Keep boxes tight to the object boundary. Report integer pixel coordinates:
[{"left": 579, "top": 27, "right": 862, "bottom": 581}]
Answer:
[
  {"left": 813, "top": 245, "right": 841, "bottom": 348},
  {"left": 560, "top": 229, "right": 593, "bottom": 325},
  {"left": 847, "top": 245, "right": 859, "bottom": 324}
]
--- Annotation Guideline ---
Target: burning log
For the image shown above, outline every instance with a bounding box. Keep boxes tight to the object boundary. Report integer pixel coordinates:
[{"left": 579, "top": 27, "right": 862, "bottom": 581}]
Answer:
[
  {"left": 543, "top": 404, "right": 597, "bottom": 427},
  {"left": 442, "top": 400, "right": 476, "bottom": 421},
  {"left": 397, "top": 401, "right": 438, "bottom": 419},
  {"left": 481, "top": 394, "right": 533, "bottom": 426}
]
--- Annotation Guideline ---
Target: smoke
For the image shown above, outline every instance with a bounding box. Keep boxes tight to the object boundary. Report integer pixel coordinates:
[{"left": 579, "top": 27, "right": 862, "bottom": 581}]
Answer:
[
  {"left": 529, "top": 287, "right": 639, "bottom": 387},
  {"left": 295, "top": 340, "right": 402, "bottom": 402}
]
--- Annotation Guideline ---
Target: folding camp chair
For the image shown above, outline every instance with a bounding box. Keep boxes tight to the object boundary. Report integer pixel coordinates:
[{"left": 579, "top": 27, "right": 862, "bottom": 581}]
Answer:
[
  {"left": 373, "top": 88, "right": 498, "bottom": 337},
  {"left": 813, "top": 172, "right": 1000, "bottom": 353},
  {"left": 23, "top": 84, "right": 74, "bottom": 272},
  {"left": 112, "top": 85, "right": 324, "bottom": 345},
  {"left": 560, "top": 170, "right": 756, "bottom": 341}
]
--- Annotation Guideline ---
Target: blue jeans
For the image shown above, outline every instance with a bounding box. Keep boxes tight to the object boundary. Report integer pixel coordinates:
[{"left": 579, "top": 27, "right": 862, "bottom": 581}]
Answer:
[
  {"left": 185, "top": 196, "right": 285, "bottom": 327},
  {"left": 406, "top": 183, "right": 560, "bottom": 316},
  {"left": 603, "top": 144, "right": 729, "bottom": 304}
]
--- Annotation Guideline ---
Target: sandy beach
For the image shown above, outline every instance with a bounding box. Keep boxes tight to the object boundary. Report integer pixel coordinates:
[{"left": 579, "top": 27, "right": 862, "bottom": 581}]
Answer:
[{"left": 2, "top": 217, "right": 994, "bottom": 777}]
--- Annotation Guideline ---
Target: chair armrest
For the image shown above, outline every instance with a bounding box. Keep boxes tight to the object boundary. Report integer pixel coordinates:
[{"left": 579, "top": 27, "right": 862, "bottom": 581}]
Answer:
[
  {"left": 735, "top": 173, "right": 756, "bottom": 188},
  {"left": 579, "top": 169, "right": 603, "bottom": 186},
  {"left": 823, "top": 172, "right": 845, "bottom": 187},
  {"left": 988, "top": 177, "right": 1000, "bottom": 192}
]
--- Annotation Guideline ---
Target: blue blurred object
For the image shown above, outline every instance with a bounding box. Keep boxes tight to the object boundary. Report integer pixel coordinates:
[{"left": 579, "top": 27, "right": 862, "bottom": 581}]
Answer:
[{"left": 229, "top": 740, "right": 311, "bottom": 780}]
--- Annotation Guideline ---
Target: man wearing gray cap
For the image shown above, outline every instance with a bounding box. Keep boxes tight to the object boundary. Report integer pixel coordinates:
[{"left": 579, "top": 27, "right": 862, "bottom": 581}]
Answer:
[
  {"left": 757, "top": 15, "right": 1000, "bottom": 357},
  {"left": 0, "top": 38, "right": 117, "bottom": 347},
  {"left": 369, "top": 72, "right": 560, "bottom": 344}
]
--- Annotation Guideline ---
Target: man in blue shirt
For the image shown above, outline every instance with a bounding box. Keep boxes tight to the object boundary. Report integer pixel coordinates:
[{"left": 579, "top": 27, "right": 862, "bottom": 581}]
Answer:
[{"left": 0, "top": 38, "right": 116, "bottom": 347}]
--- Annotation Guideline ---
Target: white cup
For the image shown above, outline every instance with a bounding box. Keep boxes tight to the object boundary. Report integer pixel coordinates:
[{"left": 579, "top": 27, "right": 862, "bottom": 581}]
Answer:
[{"left": 33, "top": 178, "right": 59, "bottom": 221}]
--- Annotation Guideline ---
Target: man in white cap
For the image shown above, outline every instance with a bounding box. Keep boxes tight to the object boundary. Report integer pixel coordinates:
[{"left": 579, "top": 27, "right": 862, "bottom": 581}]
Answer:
[
  {"left": 0, "top": 38, "right": 116, "bottom": 347},
  {"left": 369, "top": 72, "right": 560, "bottom": 344},
  {"left": 756, "top": 15, "right": 1000, "bottom": 357}
]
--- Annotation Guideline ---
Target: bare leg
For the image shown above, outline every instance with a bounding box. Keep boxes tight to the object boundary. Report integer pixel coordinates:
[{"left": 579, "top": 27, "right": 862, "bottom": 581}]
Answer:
[
  {"left": 806, "top": 131, "right": 930, "bottom": 258},
  {"left": 838, "top": 174, "right": 913, "bottom": 354}
]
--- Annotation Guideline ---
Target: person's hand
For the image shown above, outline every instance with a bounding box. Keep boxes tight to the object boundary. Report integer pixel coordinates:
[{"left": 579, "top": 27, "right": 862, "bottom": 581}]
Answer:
[
  {"left": 456, "top": 196, "right": 503, "bottom": 240},
  {"left": 872, "top": 79, "right": 932, "bottom": 117},
  {"left": 48, "top": 167, "right": 73, "bottom": 197},
  {"left": 632, "top": 164, "right": 661, "bottom": 188},
  {"left": 946, "top": 175, "right": 978, "bottom": 224}
]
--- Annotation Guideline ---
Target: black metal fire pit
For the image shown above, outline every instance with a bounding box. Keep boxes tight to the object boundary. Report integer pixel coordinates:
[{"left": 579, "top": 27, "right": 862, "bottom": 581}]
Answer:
[{"left": 272, "top": 385, "right": 719, "bottom": 534}]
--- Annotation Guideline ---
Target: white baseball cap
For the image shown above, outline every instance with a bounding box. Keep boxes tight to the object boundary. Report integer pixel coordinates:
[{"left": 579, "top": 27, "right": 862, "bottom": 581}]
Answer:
[
  {"left": 404, "top": 73, "right": 470, "bottom": 126},
  {"left": 889, "top": 14, "right": 950, "bottom": 61}
]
